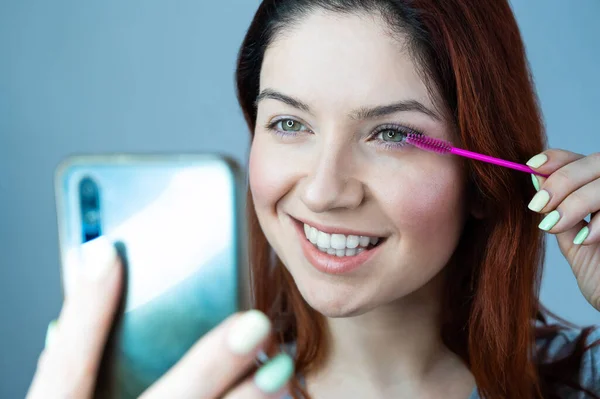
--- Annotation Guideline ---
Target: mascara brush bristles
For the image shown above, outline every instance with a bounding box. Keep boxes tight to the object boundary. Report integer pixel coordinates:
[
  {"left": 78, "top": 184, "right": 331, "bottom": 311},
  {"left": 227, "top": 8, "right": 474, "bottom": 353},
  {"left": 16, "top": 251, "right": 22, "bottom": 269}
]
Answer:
[{"left": 406, "top": 132, "right": 452, "bottom": 154}]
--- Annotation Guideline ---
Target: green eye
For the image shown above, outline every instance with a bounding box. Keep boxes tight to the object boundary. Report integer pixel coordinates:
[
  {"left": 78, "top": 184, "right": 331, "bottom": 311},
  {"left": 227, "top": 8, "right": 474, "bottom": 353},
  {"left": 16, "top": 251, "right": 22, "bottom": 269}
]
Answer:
[
  {"left": 280, "top": 119, "right": 304, "bottom": 132},
  {"left": 380, "top": 129, "right": 406, "bottom": 142}
]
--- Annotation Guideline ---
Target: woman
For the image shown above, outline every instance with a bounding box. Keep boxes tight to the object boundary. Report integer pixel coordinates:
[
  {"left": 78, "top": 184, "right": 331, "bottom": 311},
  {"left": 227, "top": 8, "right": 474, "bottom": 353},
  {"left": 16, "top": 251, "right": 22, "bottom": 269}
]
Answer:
[{"left": 27, "top": 1, "right": 600, "bottom": 398}]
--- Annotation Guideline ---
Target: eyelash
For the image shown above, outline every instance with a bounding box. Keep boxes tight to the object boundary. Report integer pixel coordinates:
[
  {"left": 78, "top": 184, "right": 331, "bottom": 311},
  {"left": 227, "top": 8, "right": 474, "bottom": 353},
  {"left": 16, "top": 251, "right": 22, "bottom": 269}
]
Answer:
[
  {"left": 265, "top": 118, "right": 425, "bottom": 150},
  {"left": 370, "top": 123, "right": 423, "bottom": 150}
]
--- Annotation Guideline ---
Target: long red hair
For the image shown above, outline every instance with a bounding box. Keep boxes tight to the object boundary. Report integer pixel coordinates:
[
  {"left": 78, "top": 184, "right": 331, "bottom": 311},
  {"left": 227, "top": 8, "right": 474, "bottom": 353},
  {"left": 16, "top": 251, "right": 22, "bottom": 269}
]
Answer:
[{"left": 235, "top": 1, "right": 598, "bottom": 398}]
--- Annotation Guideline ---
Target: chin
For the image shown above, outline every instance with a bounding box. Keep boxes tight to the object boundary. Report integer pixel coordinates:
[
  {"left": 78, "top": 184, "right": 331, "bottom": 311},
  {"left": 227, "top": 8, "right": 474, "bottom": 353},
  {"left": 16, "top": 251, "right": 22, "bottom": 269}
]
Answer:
[
  {"left": 305, "top": 296, "right": 372, "bottom": 318},
  {"left": 292, "top": 273, "right": 381, "bottom": 318},
  {"left": 286, "top": 259, "right": 446, "bottom": 320}
]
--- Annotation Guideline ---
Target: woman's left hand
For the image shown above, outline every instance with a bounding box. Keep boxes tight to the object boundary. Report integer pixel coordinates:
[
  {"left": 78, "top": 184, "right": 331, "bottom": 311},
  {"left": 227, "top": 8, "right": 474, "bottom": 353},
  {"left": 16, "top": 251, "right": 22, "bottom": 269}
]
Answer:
[{"left": 527, "top": 149, "right": 600, "bottom": 312}]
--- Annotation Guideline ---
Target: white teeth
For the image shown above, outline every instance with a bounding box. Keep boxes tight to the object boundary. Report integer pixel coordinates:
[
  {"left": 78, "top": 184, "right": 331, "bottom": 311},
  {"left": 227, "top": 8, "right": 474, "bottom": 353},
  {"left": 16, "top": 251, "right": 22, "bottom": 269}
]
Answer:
[
  {"left": 314, "top": 245, "right": 367, "bottom": 256},
  {"left": 330, "top": 234, "right": 346, "bottom": 250},
  {"left": 302, "top": 223, "right": 382, "bottom": 257},
  {"left": 309, "top": 227, "right": 318, "bottom": 244},
  {"left": 346, "top": 235, "right": 359, "bottom": 249},
  {"left": 317, "top": 231, "right": 331, "bottom": 248},
  {"left": 359, "top": 236, "right": 370, "bottom": 247}
]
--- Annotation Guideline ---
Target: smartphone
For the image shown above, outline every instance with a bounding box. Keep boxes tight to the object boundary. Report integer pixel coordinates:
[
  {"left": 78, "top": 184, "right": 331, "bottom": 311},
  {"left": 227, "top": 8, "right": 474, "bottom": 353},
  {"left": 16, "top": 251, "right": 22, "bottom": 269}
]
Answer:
[{"left": 54, "top": 154, "right": 249, "bottom": 398}]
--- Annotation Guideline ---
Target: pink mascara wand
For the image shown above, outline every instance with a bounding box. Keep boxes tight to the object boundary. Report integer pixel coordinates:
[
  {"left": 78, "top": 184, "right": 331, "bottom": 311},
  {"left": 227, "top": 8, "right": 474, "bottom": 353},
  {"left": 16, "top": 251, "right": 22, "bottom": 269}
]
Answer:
[{"left": 405, "top": 133, "right": 549, "bottom": 178}]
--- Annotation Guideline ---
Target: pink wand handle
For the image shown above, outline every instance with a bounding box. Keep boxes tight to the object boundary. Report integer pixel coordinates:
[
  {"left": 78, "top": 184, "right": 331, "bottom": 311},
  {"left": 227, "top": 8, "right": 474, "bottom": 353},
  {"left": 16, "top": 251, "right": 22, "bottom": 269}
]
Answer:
[{"left": 451, "top": 148, "right": 549, "bottom": 178}]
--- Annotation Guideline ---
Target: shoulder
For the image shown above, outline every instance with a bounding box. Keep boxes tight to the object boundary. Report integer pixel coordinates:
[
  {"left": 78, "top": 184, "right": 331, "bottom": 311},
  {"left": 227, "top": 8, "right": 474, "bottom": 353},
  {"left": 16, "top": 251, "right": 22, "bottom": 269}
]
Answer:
[{"left": 537, "top": 325, "right": 600, "bottom": 395}]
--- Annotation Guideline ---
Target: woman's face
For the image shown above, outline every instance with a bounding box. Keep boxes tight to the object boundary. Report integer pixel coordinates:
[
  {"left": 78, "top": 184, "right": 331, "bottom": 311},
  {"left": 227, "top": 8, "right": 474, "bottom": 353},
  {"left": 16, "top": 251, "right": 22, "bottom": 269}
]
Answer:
[{"left": 249, "top": 10, "right": 469, "bottom": 317}]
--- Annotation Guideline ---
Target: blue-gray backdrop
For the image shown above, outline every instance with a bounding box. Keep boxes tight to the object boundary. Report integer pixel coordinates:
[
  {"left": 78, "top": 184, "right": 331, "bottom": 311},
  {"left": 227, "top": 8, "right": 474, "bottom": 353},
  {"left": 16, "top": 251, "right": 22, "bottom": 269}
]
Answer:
[{"left": 1, "top": 1, "right": 599, "bottom": 397}]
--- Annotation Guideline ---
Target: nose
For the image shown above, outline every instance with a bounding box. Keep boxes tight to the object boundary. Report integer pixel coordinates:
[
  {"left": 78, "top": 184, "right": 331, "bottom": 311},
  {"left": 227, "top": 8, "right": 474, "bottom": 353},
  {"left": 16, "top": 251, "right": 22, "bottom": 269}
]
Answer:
[{"left": 300, "top": 142, "right": 365, "bottom": 213}]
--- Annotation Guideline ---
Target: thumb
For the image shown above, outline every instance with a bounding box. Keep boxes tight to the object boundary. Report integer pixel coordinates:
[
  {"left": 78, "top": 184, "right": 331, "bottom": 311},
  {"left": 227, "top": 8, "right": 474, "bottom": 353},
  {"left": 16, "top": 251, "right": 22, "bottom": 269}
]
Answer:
[{"left": 27, "top": 238, "right": 123, "bottom": 399}]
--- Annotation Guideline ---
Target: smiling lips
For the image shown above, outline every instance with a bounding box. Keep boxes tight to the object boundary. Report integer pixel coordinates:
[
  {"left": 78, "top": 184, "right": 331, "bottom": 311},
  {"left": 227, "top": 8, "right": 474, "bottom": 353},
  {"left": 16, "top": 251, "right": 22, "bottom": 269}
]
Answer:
[{"left": 293, "top": 217, "right": 385, "bottom": 275}]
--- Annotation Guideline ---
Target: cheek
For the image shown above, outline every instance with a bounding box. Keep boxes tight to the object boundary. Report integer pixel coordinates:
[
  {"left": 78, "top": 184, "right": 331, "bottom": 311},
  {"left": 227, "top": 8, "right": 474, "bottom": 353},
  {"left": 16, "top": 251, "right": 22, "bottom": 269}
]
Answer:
[
  {"left": 248, "top": 135, "right": 298, "bottom": 212},
  {"left": 382, "top": 161, "right": 467, "bottom": 242}
]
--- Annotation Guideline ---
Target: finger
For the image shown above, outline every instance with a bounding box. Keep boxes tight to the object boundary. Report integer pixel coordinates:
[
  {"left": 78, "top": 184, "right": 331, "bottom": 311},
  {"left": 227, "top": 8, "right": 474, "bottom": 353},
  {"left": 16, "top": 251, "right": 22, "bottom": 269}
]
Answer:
[
  {"left": 528, "top": 149, "right": 587, "bottom": 191},
  {"left": 141, "top": 310, "right": 272, "bottom": 399},
  {"left": 574, "top": 211, "right": 600, "bottom": 245},
  {"left": 535, "top": 178, "right": 600, "bottom": 235},
  {"left": 555, "top": 213, "right": 600, "bottom": 311},
  {"left": 528, "top": 152, "right": 600, "bottom": 214},
  {"left": 222, "top": 353, "right": 295, "bottom": 399},
  {"left": 527, "top": 149, "right": 586, "bottom": 175},
  {"left": 27, "top": 238, "right": 122, "bottom": 399}
]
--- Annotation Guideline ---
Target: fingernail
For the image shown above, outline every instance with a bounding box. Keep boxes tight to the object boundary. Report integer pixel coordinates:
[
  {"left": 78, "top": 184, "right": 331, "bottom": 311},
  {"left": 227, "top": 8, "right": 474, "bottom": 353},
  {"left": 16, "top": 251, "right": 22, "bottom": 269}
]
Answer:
[
  {"left": 80, "top": 238, "right": 117, "bottom": 281},
  {"left": 45, "top": 320, "right": 58, "bottom": 348},
  {"left": 531, "top": 174, "right": 540, "bottom": 191},
  {"left": 527, "top": 153, "right": 548, "bottom": 168},
  {"left": 254, "top": 353, "right": 295, "bottom": 394},
  {"left": 528, "top": 190, "right": 550, "bottom": 212},
  {"left": 539, "top": 210, "right": 561, "bottom": 231},
  {"left": 573, "top": 226, "right": 590, "bottom": 245},
  {"left": 227, "top": 310, "right": 271, "bottom": 355}
]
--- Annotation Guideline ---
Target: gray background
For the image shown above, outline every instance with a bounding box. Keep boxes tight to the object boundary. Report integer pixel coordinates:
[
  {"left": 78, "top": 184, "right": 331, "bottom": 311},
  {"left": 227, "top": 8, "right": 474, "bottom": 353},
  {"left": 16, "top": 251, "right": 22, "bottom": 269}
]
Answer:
[{"left": 1, "top": 0, "right": 599, "bottom": 397}]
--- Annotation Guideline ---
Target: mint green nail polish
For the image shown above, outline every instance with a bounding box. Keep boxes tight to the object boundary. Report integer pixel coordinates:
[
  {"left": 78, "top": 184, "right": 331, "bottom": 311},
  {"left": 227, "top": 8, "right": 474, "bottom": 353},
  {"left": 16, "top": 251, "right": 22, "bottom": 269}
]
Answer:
[
  {"left": 45, "top": 320, "right": 57, "bottom": 348},
  {"left": 527, "top": 153, "right": 548, "bottom": 168},
  {"left": 531, "top": 174, "right": 540, "bottom": 191},
  {"left": 539, "top": 210, "right": 561, "bottom": 231},
  {"left": 227, "top": 310, "right": 271, "bottom": 355},
  {"left": 573, "top": 226, "right": 590, "bottom": 245},
  {"left": 254, "top": 353, "right": 294, "bottom": 394},
  {"left": 528, "top": 190, "right": 550, "bottom": 212}
]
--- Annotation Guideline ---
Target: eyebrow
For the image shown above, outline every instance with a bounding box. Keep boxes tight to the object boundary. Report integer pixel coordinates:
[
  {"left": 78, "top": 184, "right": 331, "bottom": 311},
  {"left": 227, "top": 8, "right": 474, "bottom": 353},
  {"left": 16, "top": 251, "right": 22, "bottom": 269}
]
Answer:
[
  {"left": 255, "top": 88, "right": 440, "bottom": 121},
  {"left": 255, "top": 89, "right": 311, "bottom": 113}
]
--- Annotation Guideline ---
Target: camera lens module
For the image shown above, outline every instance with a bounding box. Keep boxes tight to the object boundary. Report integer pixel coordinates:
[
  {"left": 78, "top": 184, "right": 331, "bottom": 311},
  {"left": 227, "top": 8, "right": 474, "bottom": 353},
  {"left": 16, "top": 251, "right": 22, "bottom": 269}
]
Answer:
[{"left": 79, "top": 176, "right": 102, "bottom": 242}]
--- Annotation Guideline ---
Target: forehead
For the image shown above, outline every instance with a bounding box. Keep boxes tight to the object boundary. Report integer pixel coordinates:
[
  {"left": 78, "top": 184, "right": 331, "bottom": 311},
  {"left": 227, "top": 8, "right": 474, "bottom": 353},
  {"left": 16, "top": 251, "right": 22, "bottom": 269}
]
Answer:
[{"left": 260, "top": 10, "right": 435, "bottom": 112}]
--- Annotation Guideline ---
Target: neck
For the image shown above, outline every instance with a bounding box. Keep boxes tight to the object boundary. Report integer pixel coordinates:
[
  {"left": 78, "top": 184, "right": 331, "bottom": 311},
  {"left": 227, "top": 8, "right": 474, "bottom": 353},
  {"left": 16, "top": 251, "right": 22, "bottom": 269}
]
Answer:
[
  {"left": 307, "top": 273, "right": 474, "bottom": 398},
  {"left": 328, "top": 277, "right": 446, "bottom": 381}
]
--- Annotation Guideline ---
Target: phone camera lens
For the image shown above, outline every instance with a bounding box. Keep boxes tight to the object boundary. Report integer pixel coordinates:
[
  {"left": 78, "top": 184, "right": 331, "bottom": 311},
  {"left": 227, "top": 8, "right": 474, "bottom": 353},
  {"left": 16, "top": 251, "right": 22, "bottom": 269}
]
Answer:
[
  {"left": 79, "top": 177, "right": 99, "bottom": 208},
  {"left": 79, "top": 176, "right": 102, "bottom": 242},
  {"left": 80, "top": 177, "right": 98, "bottom": 198},
  {"left": 83, "top": 210, "right": 99, "bottom": 224}
]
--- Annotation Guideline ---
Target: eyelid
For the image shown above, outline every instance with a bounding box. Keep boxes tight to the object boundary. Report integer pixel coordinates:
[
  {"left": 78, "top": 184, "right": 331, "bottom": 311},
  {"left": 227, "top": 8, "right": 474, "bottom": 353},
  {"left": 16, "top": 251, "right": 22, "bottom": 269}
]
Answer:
[
  {"left": 268, "top": 115, "right": 307, "bottom": 124},
  {"left": 370, "top": 123, "right": 421, "bottom": 136}
]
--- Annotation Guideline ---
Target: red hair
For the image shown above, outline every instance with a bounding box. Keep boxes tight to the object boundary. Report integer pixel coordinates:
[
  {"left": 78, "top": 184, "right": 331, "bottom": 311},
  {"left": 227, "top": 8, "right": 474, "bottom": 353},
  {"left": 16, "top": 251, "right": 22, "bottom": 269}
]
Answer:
[{"left": 235, "top": 1, "right": 599, "bottom": 398}]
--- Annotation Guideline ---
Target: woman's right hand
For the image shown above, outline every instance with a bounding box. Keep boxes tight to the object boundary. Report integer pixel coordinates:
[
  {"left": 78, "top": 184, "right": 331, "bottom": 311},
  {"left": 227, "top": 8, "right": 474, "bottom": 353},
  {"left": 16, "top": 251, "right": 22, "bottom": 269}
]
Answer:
[{"left": 26, "top": 241, "right": 294, "bottom": 399}]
